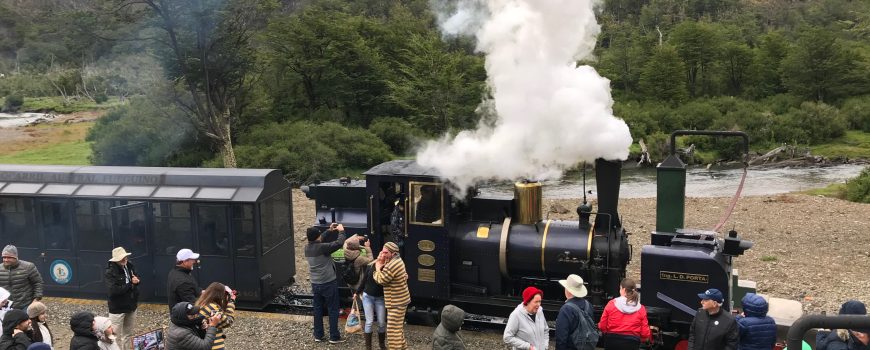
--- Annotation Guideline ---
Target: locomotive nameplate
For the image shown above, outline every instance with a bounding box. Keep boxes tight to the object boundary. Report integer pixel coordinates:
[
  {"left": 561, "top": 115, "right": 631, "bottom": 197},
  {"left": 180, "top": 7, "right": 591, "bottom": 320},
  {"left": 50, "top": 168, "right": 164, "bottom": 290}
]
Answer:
[
  {"left": 418, "top": 268, "right": 436, "bottom": 282},
  {"left": 660, "top": 270, "right": 709, "bottom": 283},
  {"left": 418, "top": 254, "right": 436, "bottom": 267},
  {"left": 418, "top": 240, "right": 435, "bottom": 252}
]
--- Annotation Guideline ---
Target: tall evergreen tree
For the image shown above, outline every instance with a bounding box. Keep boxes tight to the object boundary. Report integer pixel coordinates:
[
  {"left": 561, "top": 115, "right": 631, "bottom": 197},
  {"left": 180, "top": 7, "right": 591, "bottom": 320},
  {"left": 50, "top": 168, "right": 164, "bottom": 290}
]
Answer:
[
  {"left": 669, "top": 21, "right": 719, "bottom": 97},
  {"left": 780, "top": 27, "right": 858, "bottom": 102},
  {"left": 639, "top": 45, "right": 688, "bottom": 104}
]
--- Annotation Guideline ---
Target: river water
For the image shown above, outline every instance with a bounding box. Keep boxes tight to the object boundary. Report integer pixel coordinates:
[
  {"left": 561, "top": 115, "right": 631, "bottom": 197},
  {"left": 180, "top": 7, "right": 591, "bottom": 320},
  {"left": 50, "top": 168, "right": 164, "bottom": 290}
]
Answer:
[
  {"left": 0, "top": 112, "right": 55, "bottom": 128},
  {"left": 478, "top": 164, "right": 867, "bottom": 199}
]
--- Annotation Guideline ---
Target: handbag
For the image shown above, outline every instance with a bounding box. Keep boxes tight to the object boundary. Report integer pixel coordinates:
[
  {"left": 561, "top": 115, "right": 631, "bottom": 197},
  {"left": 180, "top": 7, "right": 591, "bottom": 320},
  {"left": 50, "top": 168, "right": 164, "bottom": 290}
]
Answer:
[{"left": 345, "top": 296, "right": 362, "bottom": 334}]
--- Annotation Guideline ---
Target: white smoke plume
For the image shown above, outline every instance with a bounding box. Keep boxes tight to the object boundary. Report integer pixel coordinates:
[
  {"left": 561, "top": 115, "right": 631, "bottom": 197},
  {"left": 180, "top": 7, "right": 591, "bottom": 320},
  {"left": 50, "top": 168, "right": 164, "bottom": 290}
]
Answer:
[{"left": 419, "top": 0, "right": 632, "bottom": 192}]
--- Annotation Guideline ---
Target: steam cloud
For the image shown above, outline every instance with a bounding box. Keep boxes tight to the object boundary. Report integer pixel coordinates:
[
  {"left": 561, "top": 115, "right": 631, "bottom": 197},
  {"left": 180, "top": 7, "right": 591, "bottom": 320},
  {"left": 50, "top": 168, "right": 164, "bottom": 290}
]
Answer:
[{"left": 419, "top": 0, "right": 632, "bottom": 191}]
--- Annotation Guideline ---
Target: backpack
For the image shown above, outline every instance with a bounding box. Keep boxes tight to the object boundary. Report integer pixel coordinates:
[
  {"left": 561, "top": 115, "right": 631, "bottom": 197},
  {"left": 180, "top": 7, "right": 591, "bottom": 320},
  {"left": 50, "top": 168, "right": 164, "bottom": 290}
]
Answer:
[
  {"left": 341, "top": 263, "right": 359, "bottom": 286},
  {"left": 565, "top": 301, "right": 601, "bottom": 350}
]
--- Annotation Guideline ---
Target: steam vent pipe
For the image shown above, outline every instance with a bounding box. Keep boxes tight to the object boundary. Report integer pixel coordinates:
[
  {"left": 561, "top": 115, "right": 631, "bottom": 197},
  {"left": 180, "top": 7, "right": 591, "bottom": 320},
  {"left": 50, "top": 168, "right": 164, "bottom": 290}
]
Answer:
[{"left": 514, "top": 181, "right": 542, "bottom": 225}]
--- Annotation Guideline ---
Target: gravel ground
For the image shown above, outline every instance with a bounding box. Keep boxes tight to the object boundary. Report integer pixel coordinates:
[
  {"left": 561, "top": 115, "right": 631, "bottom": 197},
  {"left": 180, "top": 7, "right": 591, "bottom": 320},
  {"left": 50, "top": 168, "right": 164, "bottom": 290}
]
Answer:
[
  {"left": 44, "top": 189, "right": 869, "bottom": 350},
  {"left": 42, "top": 298, "right": 508, "bottom": 349}
]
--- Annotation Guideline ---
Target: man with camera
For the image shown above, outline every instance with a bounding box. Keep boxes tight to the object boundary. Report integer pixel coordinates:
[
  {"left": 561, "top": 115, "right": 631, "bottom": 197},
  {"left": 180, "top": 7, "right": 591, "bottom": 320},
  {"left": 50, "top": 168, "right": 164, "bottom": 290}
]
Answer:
[{"left": 305, "top": 223, "right": 364, "bottom": 344}]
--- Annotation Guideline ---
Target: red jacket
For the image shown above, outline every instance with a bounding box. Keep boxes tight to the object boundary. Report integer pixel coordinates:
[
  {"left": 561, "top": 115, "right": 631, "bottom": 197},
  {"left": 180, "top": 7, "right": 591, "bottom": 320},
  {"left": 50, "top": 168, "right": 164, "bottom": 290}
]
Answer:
[{"left": 598, "top": 297, "right": 652, "bottom": 341}]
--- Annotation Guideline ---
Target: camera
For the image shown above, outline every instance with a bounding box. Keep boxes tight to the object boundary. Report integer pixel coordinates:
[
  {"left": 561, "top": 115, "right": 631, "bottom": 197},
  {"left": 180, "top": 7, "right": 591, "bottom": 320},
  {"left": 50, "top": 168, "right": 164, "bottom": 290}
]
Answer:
[{"left": 359, "top": 235, "right": 369, "bottom": 244}]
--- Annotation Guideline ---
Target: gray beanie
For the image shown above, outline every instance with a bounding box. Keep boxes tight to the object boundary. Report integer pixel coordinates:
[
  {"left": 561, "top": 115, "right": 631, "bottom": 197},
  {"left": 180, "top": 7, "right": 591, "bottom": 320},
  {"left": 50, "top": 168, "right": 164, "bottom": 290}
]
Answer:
[
  {"left": 27, "top": 301, "right": 46, "bottom": 319},
  {"left": 1, "top": 245, "right": 17, "bottom": 258}
]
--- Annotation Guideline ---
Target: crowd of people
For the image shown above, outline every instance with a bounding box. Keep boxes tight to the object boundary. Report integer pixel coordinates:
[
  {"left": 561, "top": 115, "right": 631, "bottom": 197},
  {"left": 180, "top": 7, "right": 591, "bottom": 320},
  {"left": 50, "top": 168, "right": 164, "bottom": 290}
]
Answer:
[
  {"left": 0, "top": 244, "right": 237, "bottom": 350},
  {"left": 0, "top": 235, "right": 865, "bottom": 350}
]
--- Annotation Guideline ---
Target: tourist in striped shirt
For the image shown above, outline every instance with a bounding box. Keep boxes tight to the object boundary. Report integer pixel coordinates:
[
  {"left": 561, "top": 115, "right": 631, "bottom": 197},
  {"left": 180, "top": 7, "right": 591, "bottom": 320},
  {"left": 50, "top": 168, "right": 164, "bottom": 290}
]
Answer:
[
  {"left": 374, "top": 242, "right": 410, "bottom": 350},
  {"left": 195, "top": 282, "right": 236, "bottom": 350}
]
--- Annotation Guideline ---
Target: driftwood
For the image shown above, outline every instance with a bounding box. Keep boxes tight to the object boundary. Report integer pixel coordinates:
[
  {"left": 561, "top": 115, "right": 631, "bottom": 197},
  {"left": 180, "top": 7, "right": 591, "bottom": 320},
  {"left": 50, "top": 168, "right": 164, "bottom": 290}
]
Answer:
[
  {"left": 749, "top": 144, "right": 813, "bottom": 165},
  {"left": 637, "top": 139, "right": 651, "bottom": 165}
]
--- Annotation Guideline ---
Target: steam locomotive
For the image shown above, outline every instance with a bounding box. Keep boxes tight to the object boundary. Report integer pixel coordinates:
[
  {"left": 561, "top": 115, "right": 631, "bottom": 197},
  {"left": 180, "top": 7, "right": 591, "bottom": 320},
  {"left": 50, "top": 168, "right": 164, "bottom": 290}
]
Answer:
[
  {"left": 0, "top": 130, "right": 756, "bottom": 347},
  {"left": 303, "top": 131, "right": 756, "bottom": 347}
]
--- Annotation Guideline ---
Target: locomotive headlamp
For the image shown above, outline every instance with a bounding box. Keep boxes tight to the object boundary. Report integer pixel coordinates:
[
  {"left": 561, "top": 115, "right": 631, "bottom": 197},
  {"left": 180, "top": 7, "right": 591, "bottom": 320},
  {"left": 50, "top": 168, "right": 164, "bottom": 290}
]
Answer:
[{"left": 722, "top": 229, "right": 753, "bottom": 256}]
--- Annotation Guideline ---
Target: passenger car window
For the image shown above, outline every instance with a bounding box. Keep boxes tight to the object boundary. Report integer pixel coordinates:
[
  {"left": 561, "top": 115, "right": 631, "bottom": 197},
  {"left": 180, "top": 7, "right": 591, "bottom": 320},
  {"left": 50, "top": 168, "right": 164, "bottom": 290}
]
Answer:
[
  {"left": 40, "top": 200, "right": 71, "bottom": 250},
  {"left": 0, "top": 197, "right": 37, "bottom": 248},
  {"left": 153, "top": 202, "right": 192, "bottom": 255},
  {"left": 76, "top": 200, "right": 114, "bottom": 251},
  {"left": 232, "top": 204, "right": 255, "bottom": 257},
  {"left": 260, "top": 189, "right": 290, "bottom": 254},
  {"left": 197, "top": 205, "right": 229, "bottom": 257},
  {"left": 409, "top": 182, "right": 443, "bottom": 226}
]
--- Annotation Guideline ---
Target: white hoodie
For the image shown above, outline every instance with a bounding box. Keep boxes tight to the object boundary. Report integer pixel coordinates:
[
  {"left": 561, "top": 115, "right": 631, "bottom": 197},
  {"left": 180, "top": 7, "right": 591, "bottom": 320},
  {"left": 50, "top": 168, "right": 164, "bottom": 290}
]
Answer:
[
  {"left": 614, "top": 296, "right": 641, "bottom": 314},
  {"left": 504, "top": 303, "right": 549, "bottom": 350}
]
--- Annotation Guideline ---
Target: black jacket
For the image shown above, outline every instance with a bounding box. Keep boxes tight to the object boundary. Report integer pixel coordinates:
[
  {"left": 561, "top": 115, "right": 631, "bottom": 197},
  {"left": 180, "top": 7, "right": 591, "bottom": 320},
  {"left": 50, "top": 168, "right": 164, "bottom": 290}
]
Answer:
[
  {"left": 69, "top": 311, "right": 100, "bottom": 350},
  {"left": 26, "top": 319, "right": 51, "bottom": 344},
  {"left": 167, "top": 266, "right": 200, "bottom": 311},
  {"left": 817, "top": 329, "right": 870, "bottom": 350},
  {"left": 360, "top": 263, "right": 384, "bottom": 297},
  {"left": 688, "top": 308, "right": 738, "bottom": 350},
  {"left": 105, "top": 261, "right": 139, "bottom": 314},
  {"left": 0, "top": 310, "right": 31, "bottom": 350}
]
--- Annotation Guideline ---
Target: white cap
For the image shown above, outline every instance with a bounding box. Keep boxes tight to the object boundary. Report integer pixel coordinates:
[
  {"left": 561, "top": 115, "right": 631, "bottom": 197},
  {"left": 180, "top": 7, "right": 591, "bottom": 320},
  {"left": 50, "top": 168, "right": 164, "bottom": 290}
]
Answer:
[{"left": 176, "top": 248, "right": 200, "bottom": 261}]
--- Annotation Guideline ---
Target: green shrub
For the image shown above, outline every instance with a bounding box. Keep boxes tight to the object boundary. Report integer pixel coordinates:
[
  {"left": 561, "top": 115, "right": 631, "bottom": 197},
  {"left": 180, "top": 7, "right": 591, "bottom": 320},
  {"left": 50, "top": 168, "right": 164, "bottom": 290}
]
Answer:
[
  {"left": 614, "top": 101, "right": 659, "bottom": 137},
  {"left": 369, "top": 117, "right": 422, "bottom": 155},
  {"left": 675, "top": 100, "right": 721, "bottom": 131},
  {"left": 2, "top": 94, "right": 23, "bottom": 112},
  {"left": 93, "top": 93, "right": 109, "bottom": 104},
  {"left": 87, "top": 97, "right": 195, "bottom": 166},
  {"left": 760, "top": 94, "right": 802, "bottom": 115},
  {"left": 0, "top": 73, "right": 56, "bottom": 97},
  {"left": 841, "top": 96, "right": 870, "bottom": 132},
  {"left": 236, "top": 121, "right": 394, "bottom": 184},
  {"left": 782, "top": 102, "right": 847, "bottom": 144},
  {"left": 846, "top": 167, "right": 870, "bottom": 203}
]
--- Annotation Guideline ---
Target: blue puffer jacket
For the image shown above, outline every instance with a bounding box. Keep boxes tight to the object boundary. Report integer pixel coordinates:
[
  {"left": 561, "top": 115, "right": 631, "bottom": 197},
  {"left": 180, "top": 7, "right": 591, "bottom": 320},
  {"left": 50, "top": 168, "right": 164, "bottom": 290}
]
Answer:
[{"left": 736, "top": 293, "right": 777, "bottom": 350}]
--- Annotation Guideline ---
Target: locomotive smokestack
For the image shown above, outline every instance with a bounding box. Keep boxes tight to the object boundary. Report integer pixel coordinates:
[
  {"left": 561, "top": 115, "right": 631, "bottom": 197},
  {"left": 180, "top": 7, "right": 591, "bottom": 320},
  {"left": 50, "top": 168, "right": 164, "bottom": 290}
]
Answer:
[
  {"left": 514, "top": 181, "right": 542, "bottom": 225},
  {"left": 594, "top": 159, "right": 621, "bottom": 231}
]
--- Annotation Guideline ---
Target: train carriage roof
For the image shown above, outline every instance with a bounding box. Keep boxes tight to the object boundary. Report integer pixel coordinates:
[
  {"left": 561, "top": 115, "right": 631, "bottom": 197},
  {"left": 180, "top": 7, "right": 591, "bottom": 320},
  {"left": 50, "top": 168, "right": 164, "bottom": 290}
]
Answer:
[
  {"left": 363, "top": 160, "right": 440, "bottom": 178},
  {"left": 0, "top": 164, "right": 288, "bottom": 202}
]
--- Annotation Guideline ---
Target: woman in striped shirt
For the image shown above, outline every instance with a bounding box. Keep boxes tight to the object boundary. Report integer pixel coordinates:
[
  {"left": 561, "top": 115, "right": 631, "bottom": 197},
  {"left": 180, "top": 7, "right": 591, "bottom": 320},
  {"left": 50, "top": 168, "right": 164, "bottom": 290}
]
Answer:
[{"left": 195, "top": 282, "right": 236, "bottom": 350}]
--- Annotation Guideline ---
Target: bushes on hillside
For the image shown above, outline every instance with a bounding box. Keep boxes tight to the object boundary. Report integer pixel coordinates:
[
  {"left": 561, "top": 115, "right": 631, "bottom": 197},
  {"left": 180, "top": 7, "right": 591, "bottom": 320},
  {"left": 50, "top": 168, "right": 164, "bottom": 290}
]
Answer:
[
  {"left": 369, "top": 117, "right": 423, "bottom": 155},
  {"left": 841, "top": 96, "right": 870, "bottom": 132},
  {"left": 783, "top": 102, "right": 847, "bottom": 144},
  {"left": 235, "top": 121, "right": 393, "bottom": 184},
  {"left": 846, "top": 167, "right": 870, "bottom": 203},
  {"left": 87, "top": 97, "right": 196, "bottom": 166},
  {"left": 2, "top": 94, "right": 23, "bottom": 112}
]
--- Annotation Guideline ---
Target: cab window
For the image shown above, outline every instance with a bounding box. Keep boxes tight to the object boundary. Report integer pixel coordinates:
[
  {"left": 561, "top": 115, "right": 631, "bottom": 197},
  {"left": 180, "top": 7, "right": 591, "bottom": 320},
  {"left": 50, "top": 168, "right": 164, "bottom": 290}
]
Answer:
[{"left": 409, "top": 182, "right": 443, "bottom": 226}]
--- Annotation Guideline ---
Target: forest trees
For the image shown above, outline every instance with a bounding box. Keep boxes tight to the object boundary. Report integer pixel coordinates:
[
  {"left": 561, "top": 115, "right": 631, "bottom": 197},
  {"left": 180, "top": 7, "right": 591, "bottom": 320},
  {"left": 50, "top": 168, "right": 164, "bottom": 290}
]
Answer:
[
  {"left": 117, "top": 0, "right": 276, "bottom": 167},
  {"left": 2, "top": 0, "right": 870, "bottom": 181}
]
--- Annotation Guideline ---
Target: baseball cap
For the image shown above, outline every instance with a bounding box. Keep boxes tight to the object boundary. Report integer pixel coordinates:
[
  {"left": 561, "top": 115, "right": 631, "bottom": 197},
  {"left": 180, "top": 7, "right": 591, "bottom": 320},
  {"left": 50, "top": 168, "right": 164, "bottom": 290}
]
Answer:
[
  {"left": 176, "top": 248, "right": 200, "bottom": 261},
  {"left": 698, "top": 288, "right": 724, "bottom": 303}
]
